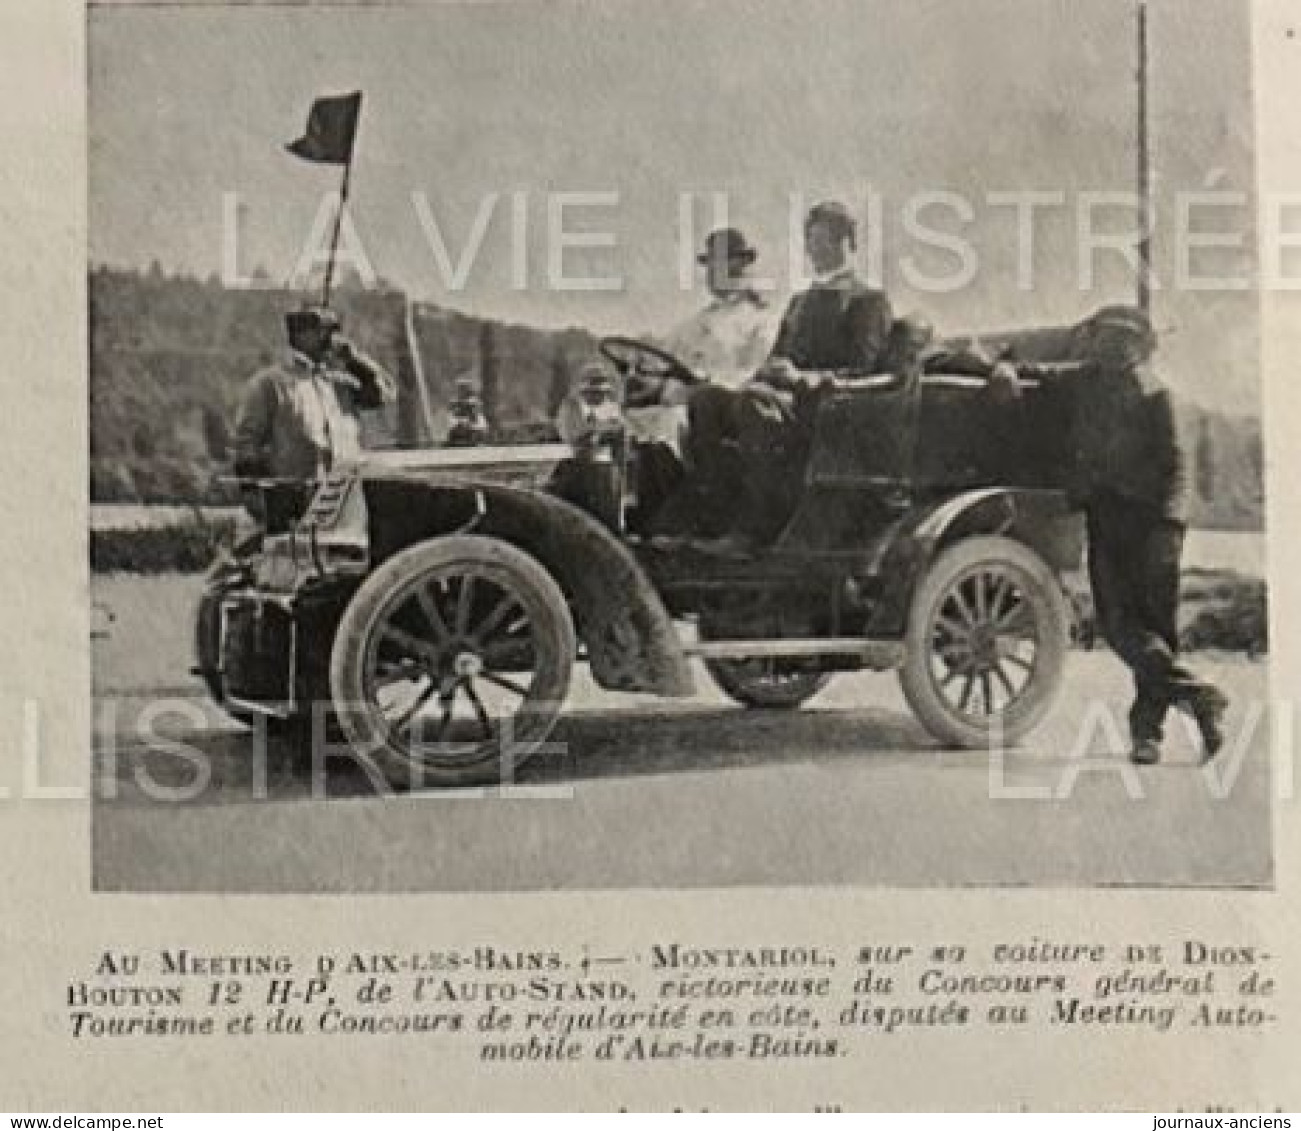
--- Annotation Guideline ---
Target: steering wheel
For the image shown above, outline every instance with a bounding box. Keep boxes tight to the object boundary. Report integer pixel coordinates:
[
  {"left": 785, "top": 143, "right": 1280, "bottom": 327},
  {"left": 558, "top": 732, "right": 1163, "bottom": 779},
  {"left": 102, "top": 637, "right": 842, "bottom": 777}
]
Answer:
[{"left": 599, "top": 336, "right": 703, "bottom": 407}]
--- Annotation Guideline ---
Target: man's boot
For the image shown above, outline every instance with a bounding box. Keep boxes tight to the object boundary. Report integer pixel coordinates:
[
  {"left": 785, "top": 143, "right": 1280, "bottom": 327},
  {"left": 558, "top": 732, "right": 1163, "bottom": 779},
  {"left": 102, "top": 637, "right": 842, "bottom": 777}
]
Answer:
[
  {"left": 1188, "top": 685, "right": 1229, "bottom": 762},
  {"left": 1128, "top": 691, "right": 1167, "bottom": 766},
  {"left": 1130, "top": 739, "right": 1162, "bottom": 766}
]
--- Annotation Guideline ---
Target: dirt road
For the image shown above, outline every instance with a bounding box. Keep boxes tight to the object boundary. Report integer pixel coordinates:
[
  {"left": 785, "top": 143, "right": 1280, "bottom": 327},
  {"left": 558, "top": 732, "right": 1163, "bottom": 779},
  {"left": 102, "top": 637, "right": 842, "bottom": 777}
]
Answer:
[{"left": 92, "top": 649, "right": 1273, "bottom": 893}]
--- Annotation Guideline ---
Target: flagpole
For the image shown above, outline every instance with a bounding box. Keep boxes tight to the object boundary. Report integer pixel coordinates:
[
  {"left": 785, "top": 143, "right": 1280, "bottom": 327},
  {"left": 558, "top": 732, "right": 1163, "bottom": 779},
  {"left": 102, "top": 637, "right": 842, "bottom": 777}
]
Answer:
[
  {"left": 322, "top": 156, "right": 353, "bottom": 308},
  {"left": 1136, "top": 0, "right": 1152, "bottom": 316}
]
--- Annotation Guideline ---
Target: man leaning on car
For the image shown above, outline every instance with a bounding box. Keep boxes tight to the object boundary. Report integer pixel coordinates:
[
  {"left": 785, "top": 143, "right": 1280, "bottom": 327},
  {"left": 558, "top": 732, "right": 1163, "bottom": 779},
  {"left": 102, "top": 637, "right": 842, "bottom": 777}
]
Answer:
[{"left": 988, "top": 305, "right": 1228, "bottom": 766}]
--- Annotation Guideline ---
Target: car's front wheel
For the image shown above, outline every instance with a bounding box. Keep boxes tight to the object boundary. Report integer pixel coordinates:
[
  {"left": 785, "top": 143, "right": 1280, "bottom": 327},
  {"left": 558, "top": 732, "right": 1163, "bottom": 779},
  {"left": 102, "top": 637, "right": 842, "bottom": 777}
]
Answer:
[
  {"left": 330, "top": 535, "right": 576, "bottom": 788},
  {"left": 898, "top": 536, "right": 1069, "bottom": 748}
]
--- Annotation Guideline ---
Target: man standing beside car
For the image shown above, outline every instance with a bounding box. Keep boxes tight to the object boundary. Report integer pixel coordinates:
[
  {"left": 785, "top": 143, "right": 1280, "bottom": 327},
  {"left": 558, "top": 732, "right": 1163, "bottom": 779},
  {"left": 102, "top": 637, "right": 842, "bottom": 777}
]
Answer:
[
  {"left": 233, "top": 305, "right": 395, "bottom": 533},
  {"left": 988, "top": 305, "right": 1228, "bottom": 765}
]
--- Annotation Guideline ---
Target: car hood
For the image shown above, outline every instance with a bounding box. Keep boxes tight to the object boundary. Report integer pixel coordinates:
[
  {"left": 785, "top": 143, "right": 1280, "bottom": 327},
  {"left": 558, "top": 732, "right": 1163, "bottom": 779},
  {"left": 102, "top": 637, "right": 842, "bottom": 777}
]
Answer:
[{"left": 352, "top": 442, "right": 572, "bottom": 487}]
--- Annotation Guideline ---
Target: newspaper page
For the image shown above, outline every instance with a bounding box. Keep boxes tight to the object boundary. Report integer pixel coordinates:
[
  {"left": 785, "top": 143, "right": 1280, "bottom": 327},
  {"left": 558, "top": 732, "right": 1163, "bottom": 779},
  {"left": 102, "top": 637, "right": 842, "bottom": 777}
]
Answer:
[{"left": 0, "top": 0, "right": 1298, "bottom": 1112}]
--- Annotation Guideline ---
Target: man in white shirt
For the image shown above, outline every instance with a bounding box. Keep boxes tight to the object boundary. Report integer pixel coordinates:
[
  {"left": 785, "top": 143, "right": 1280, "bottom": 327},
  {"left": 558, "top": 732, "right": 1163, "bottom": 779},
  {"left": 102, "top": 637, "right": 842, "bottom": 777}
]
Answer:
[
  {"left": 625, "top": 228, "right": 776, "bottom": 455},
  {"left": 664, "top": 227, "right": 776, "bottom": 390},
  {"left": 627, "top": 228, "right": 777, "bottom": 537}
]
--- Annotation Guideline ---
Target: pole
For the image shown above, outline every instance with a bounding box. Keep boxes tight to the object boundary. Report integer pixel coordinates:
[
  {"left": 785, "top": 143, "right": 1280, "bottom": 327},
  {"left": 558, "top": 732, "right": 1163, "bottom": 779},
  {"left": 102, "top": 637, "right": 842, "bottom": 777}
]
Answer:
[
  {"left": 403, "top": 297, "right": 439, "bottom": 444},
  {"left": 1136, "top": 0, "right": 1152, "bottom": 315},
  {"left": 322, "top": 157, "right": 353, "bottom": 308}
]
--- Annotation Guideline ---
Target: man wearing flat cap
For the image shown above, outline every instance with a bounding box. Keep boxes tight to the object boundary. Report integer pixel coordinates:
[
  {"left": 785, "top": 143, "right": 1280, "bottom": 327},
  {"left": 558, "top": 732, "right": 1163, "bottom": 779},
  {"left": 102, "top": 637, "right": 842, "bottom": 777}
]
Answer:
[
  {"left": 691, "top": 200, "right": 894, "bottom": 553},
  {"left": 988, "top": 305, "right": 1228, "bottom": 765},
  {"left": 233, "top": 305, "right": 395, "bottom": 529}
]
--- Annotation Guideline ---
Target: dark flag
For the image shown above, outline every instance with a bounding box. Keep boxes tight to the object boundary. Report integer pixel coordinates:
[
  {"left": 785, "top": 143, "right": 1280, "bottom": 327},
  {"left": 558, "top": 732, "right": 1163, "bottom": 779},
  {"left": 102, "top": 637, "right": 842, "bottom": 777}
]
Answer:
[{"left": 286, "top": 91, "right": 363, "bottom": 165}]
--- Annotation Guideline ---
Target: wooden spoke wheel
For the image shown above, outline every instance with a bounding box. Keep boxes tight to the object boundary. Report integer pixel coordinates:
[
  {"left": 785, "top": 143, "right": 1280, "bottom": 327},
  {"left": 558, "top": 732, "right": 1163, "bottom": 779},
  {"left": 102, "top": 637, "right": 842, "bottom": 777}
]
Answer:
[
  {"left": 330, "top": 536, "right": 575, "bottom": 788},
  {"left": 899, "top": 536, "right": 1068, "bottom": 748}
]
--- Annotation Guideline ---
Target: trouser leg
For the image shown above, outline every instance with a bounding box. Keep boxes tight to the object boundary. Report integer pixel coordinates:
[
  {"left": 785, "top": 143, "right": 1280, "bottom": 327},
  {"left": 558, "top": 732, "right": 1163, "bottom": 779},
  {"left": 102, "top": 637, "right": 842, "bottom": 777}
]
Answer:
[
  {"left": 683, "top": 385, "right": 745, "bottom": 535},
  {"left": 733, "top": 391, "right": 802, "bottom": 545},
  {"left": 1088, "top": 498, "right": 1211, "bottom": 743},
  {"left": 685, "top": 385, "right": 739, "bottom": 474},
  {"left": 1136, "top": 519, "right": 1221, "bottom": 708},
  {"left": 1087, "top": 499, "right": 1176, "bottom": 742}
]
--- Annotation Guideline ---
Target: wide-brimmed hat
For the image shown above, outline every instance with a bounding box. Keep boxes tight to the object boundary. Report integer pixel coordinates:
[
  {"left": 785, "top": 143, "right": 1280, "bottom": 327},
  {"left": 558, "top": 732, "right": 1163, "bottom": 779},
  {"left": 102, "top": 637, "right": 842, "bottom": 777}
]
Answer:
[{"left": 697, "top": 227, "right": 759, "bottom": 265}]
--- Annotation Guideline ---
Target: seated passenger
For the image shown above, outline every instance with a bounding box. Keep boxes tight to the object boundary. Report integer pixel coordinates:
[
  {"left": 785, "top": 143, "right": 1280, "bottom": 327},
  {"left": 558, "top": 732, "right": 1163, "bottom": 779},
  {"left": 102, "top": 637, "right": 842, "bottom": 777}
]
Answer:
[{"left": 690, "top": 201, "right": 894, "bottom": 555}]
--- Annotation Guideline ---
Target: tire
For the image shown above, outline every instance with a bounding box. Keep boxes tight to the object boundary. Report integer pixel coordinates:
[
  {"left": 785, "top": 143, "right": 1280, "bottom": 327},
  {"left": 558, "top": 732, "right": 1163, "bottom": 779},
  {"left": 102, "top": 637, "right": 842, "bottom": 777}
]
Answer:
[
  {"left": 705, "top": 658, "right": 830, "bottom": 709},
  {"left": 898, "top": 536, "right": 1069, "bottom": 748},
  {"left": 329, "top": 535, "right": 576, "bottom": 789}
]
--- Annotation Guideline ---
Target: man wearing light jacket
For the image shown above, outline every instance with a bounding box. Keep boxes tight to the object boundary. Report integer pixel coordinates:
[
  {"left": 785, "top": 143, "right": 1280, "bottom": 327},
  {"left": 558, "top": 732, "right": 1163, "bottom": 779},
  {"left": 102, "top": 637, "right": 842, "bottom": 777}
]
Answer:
[{"left": 233, "top": 305, "right": 395, "bottom": 531}]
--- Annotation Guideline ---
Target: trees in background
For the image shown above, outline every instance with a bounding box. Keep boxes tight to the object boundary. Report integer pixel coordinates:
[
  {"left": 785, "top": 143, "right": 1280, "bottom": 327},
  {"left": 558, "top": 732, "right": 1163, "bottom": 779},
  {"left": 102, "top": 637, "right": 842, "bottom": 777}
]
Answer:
[
  {"left": 88, "top": 265, "right": 1263, "bottom": 528},
  {"left": 89, "top": 265, "right": 598, "bottom": 502}
]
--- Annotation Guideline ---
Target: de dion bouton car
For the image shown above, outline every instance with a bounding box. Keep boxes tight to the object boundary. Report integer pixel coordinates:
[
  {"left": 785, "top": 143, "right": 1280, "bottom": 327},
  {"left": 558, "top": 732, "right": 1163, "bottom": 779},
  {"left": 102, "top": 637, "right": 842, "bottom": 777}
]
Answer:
[{"left": 195, "top": 321, "right": 1085, "bottom": 788}]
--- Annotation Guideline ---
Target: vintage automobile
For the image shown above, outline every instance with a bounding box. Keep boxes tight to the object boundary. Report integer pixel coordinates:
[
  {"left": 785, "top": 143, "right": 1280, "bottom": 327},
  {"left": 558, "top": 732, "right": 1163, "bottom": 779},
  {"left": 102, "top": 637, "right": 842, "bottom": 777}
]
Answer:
[{"left": 195, "top": 326, "right": 1085, "bottom": 788}]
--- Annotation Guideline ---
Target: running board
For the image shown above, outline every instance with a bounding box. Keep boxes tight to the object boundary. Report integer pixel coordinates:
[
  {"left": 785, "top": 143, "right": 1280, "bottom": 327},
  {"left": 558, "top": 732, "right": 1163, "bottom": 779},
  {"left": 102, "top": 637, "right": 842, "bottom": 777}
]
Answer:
[{"left": 686, "top": 638, "right": 904, "bottom": 668}]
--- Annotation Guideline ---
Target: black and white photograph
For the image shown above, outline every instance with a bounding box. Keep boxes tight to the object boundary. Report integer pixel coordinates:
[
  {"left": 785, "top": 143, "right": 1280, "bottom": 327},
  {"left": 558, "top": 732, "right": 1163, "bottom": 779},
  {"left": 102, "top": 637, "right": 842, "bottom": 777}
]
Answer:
[{"left": 87, "top": 0, "right": 1271, "bottom": 893}]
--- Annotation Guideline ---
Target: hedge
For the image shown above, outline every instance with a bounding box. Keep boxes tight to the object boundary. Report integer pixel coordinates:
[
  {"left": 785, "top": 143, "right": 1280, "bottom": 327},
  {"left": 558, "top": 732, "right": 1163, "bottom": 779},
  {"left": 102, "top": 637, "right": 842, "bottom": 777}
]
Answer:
[{"left": 91, "top": 517, "right": 237, "bottom": 574}]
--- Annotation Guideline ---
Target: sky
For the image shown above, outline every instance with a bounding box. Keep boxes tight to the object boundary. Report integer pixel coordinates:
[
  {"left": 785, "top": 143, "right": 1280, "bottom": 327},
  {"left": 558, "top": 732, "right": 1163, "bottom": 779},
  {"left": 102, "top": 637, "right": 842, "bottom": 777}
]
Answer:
[{"left": 89, "top": 0, "right": 1260, "bottom": 408}]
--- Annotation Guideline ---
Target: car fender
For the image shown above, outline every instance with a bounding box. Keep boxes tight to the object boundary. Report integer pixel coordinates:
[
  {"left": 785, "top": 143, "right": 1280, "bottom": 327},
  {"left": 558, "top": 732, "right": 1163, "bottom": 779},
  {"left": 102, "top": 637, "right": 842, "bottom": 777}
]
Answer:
[
  {"left": 866, "top": 487, "right": 1083, "bottom": 637},
  {"left": 359, "top": 475, "right": 696, "bottom": 698}
]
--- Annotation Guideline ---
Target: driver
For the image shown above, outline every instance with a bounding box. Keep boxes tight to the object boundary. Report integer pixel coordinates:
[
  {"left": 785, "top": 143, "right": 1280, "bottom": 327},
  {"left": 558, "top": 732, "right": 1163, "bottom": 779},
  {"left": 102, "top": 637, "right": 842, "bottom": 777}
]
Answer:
[
  {"left": 665, "top": 227, "right": 777, "bottom": 389},
  {"left": 620, "top": 227, "right": 776, "bottom": 458}
]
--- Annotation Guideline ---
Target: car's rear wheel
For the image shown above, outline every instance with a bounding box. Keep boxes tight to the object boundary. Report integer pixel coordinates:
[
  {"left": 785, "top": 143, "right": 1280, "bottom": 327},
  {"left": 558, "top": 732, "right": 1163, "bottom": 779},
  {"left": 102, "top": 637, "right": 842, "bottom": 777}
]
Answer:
[
  {"left": 330, "top": 535, "right": 576, "bottom": 788},
  {"left": 698, "top": 601, "right": 831, "bottom": 709},
  {"left": 898, "top": 536, "right": 1068, "bottom": 748},
  {"left": 705, "top": 657, "right": 830, "bottom": 709}
]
